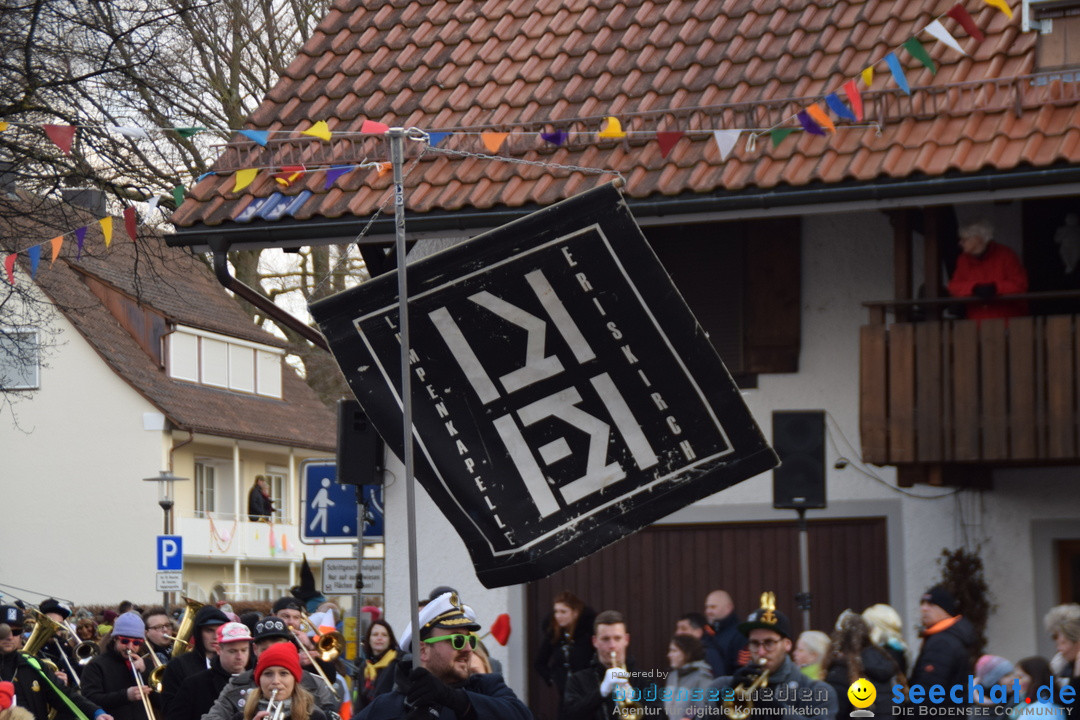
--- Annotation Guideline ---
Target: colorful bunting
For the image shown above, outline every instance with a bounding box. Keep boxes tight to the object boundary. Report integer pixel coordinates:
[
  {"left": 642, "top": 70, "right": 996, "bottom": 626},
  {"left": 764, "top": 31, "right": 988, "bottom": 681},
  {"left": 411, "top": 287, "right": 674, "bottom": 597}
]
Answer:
[
  {"left": 947, "top": 4, "right": 985, "bottom": 42},
  {"left": 656, "top": 131, "right": 685, "bottom": 158},
  {"left": 239, "top": 129, "right": 269, "bottom": 146},
  {"left": 427, "top": 132, "right": 451, "bottom": 147},
  {"left": 712, "top": 130, "right": 740, "bottom": 161},
  {"left": 109, "top": 125, "right": 150, "bottom": 140},
  {"left": 172, "top": 186, "right": 185, "bottom": 206},
  {"left": 28, "top": 245, "right": 40, "bottom": 278},
  {"left": 982, "top": 0, "right": 1013, "bottom": 18},
  {"left": 903, "top": 37, "right": 937, "bottom": 74},
  {"left": 884, "top": 52, "right": 911, "bottom": 95},
  {"left": 481, "top": 132, "right": 509, "bottom": 153},
  {"left": 50, "top": 236, "right": 63, "bottom": 264},
  {"left": 797, "top": 111, "right": 826, "bottom": 136},
  {"left": 44, "top": 125, "right": 76, "bottom": 155},
  {"left": 376, "top": 162, "right": 391, "bottom": 176},
  {"left": 843, "top": 80, "right": 864, "bottom": 121},
  {"left": 0, "top": 122, "right": 8, "bottom": 132},
  {"left": 924, "top": 20, "right": 967, "bottom": 55},
  {"left": 175, "top": 127, "right": 205, "bottom": 138},
  {"left": 541, "top": 130, "right": 568, "bottom": 146},
  {"left": 826, "top": 93, "right": 856, "bottom": 121},
  {"left": 100, "top": 217, "right": 113, "bottom": 248},
  {"left": 806, "top": 104, "right": 836, "bottom": 133},
  {"left": 147, "top": 196, "right": 160, "bottom": 213},
  {"left": 124, "top": 207, "right": 137, "bottom": 241},
  {"left": 324, "top": 166, "right": 352, "bottom": 189},
  {"left": 598, "top": 117, "right": 626, "bottom": 139},
  {"left": 770, "top": 128, "right": 796, "bottom": 147},
  {"left": 360, "top": 120, "right": 390, "bottom": 134},
  {"left": 273, "top": 165, "right": 307, "bottom": 187},
  {"left": 4, "top": 254, "right": 15, "bottom": 285},
  {"left": 75, "top": 226, "right": 87, "bottom": 260},
  {"left": 233, "top": 168, "right": 258, "bottom": 192},
  {"left": 861, "top": 67, "right": 874, "bottom": 87},
  {"left": 196, "top": 171, "right": 217, "bottom": 183},
  {"left": 301, "top": 121, "right": 332, "bottom": 142}
]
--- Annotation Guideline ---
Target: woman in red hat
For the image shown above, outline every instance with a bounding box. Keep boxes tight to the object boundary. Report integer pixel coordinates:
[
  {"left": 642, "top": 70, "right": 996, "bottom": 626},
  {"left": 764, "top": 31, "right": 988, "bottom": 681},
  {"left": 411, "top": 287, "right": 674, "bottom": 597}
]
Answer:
[{"left": 241, "top": 644, "right": 326, "bottom": 720}]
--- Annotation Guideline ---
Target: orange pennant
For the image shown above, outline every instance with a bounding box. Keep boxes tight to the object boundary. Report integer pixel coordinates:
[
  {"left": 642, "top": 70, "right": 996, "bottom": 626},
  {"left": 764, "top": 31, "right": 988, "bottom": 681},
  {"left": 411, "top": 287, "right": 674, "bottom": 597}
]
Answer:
[
  {"left": 481, "top": 132, "right": 509, "bottom": 153},
  {"left": 806, "top": 104, "right": 835, "bottom": 133},
  {"left": 50, "top": 236, "right": 63, "bottom": 263}
]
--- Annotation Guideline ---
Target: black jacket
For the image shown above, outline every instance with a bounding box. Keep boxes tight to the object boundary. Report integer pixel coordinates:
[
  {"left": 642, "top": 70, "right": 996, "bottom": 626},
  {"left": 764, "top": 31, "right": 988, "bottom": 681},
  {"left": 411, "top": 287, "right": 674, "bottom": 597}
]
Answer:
[
  {"left": 78, "top": 649, "right": 148, "bottom": 720},
  {"left": 563, "top": 656, "right": 657, "bottom": 720},
  {"left": 533, "top": 607, "right": 596, "bottom": 696},
  {"left": 159, "top": 606, "right": 230, "bottom": 713},
  {"left": 702, "top": 613, "right": 747, "bottom": 677},
  {"left": 0, "top": 651, "right": 101, "bottom": 720},
  {"left": 167, "top": 655, "right": 236, "bottom": 720},
  {"left": 356, "top": 672, "right": 531, "bottom": 720},
  {"left": 910, "top": 616, "right": 976, "bottom": 705},
  {"left": 826, "top": 646, "right": 900, "bottom": 716}
]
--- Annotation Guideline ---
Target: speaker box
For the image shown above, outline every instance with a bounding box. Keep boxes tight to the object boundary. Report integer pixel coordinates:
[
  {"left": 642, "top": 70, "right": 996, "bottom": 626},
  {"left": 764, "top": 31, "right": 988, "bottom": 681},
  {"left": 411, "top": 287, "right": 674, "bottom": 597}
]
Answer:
[
  {"left": 336, "top": 399, "right": 383, "bottom": 485},
  {"left": 772, "top": 410, "right": 827, "bottom": 509}
]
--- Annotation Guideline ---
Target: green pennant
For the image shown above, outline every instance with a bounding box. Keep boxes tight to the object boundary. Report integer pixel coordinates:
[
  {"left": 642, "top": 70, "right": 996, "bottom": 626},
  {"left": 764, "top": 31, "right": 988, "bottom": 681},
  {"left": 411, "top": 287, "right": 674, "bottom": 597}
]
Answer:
[
  {"left": 903, "top": 37, "right": 937, "bottom": 75},
  {"left": 175, "top": 126, "right": 205, "bottom": 138},
  {"left": 172, "top": 185, "right": 185, "bottom": 206},
  {"left": 770, "top": 128, "right": 796, "bottom": 147}
]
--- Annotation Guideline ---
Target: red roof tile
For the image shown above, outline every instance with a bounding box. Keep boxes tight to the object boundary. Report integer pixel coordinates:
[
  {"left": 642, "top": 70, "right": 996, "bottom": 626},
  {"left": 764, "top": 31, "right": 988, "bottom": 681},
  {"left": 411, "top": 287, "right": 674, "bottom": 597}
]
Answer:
[{"left": 172, "top": 0, "right": 1080, "bottom": 232}]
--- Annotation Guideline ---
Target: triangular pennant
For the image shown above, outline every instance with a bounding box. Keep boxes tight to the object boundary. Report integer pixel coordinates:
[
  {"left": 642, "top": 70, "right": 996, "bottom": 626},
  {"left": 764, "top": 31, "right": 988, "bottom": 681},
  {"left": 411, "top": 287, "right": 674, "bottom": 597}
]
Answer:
[
  {"left": 124, "top": 206, "right": 137, "bottom": 241},
  {"left": 75, "top": 227, "right": 87, "bottom": 260},
  {"left": 540, "top": 130, "right": 568, "bottom": 146},
  {"left": 656, "top": 131, "right": 685, "bottom": 158},
  {"left": 4, "top": 254, "right": 15, "bottom": 285},
  {"left": 50, "top": 236, "right": 63, "bottom": 264},
  {"left": 712, "top": 130, "right": 740, "bottom": 161},
  {"left": 196, "top": 171, "right": 217, "bottom": 183},
  {"left": 172, "top": 186, "right": 185, "bottom": 207},
  {"left": 324, "top": 166, "right": 352, "bottom": 189},
  {"left": 44, "top": 124, "right": 77, "bottom": 155},
  {"left": 109, "top": 125, "right": 150, "bottom": 140},
  {"left": 100, "top": 217, "right": 113, "bottom": 248},
  {"left": 0, "top": 121, "right": 8, "bottom": 132},
  {"left": 843, "top": 80, "right": 864, "bottom": 121},
  {"left": 301, "top": 120, "right": 332, "bottom": 142},
  {"left": 797, "top": 111, "right": 826, "bottom": 136},
  {"left": 982, "top": 0, "right": 1013, "bottom": 18},
  {"left": 273, "top": 165, "right": 307, "bottom": 188},
  {"left": 239, "top": 129, "right": 269, "bottom": 147},
  {"left": 175, "top": 127, "right": 205, "bottom": 138},
  {"left": 861, "top": 67, "right": 874, "bottom": 87},
  {"left": 924, "top": 19, "right": 967, "bottom": 55},
  {"left": 376, "top": 162, "right": 392, "bottom": 176},
  {"left": 28, "top": 245, "right": 40, "bottom": 278},
  {"left": 147, "top": 196, "right": 160, "bottom": 213},
  {"left": 806, "top": 104, "right": 836, "bottom": 133},
  {"left": 360, "top": 120, "right": 390, "bottom": 134},
  {"left": 427, "top": 132, "right": 451, "bottom": 147},
  {"left": 884, "top": 52, "right": 911, "bottom": 95},
  {"left": 947, "top": 4, "right": 985, "bottom": 42},
  {"left": 481, "top": 132, "right": 509, "bottom": 153},
  {"left": 826, "top": 93, "right": 857, "bottom": 121},
  {"left": 598, "top": 117, "right": 626, "bottom": 139},
  {"left": 770, "top": 128, "right": 796, "bottom": 147},
  {"left": 903, "top": 37, "right": 937, "bottom": 75},
  {"left": 233, "top": 168, "right": 258, "bottom": 193}
]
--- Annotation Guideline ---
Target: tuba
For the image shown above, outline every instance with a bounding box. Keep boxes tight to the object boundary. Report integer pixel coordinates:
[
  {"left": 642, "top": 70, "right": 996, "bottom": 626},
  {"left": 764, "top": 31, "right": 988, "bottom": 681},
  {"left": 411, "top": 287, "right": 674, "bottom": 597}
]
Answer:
[
  {"left": 22, "top": 609, "right": 63, "bottom": 676},
  {"left": 724, "top": 657, "right": 772, "bottom": 720},
  {"left": 170, "top": 597, "right": 205, "bottom": 658},
  {"left": 609, "top": 652, "right": 646, "bottom": 720}
]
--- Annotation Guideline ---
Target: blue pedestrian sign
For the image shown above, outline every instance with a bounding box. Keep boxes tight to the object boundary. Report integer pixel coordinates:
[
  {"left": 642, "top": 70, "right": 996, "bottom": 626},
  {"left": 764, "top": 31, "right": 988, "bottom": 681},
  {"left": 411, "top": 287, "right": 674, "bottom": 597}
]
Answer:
[
  {"left": 157, "top": 535, "right": 183, "bottom": 571},
  {"left": 300, "top": 460, "right": 384, "bottom": 544}
]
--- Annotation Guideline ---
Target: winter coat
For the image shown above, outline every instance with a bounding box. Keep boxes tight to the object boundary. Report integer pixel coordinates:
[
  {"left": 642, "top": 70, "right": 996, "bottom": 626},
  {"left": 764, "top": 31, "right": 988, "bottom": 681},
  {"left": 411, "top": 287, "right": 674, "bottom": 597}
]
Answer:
[
  {"left": 664, "top": 660, "right": 713, "bottom": 720},
  {"left": 910, "top": 615, "right": 977, "bottom": 706},
  {"left": 159, "top": 606, "right": 230, "bottom": 714},
  {"left": 709, "top": 657, "right": 838, "bottom": 720},
  {"left": 563, "top": 656, "right": 659, "bottom": 720},
  {"left": 701, "top": 613, "right": 747, "bottom": 677},
  {"left": 825, "top": 646, "right": 900, "bottom": 717},
  {"left": 356, "top": 672, "right": 530, "bottom": 720},
  {"left": 533, "top": 607, "right": 596, "bottom": 698},
  {"left": 166, "top": 656, "right": 236, "bottom": 720},
  {"left": 201, "top": 666, "right": 340, "bottom": 720},
  {"left": 79, "top": 649, "right": 148, "bottom": 720},
  {"left": 947, "top": 241, "right": 1029, "bottom": 319},
  {"left": 0, "top": 650, "right": 101, "bottom": 720}
]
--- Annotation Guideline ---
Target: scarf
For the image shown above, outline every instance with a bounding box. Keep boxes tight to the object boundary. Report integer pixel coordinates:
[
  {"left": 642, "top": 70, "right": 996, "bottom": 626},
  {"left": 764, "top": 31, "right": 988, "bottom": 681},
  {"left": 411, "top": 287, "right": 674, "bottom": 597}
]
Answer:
[{"left": 363, "top": 649, "right": 397, "bottom": 685}]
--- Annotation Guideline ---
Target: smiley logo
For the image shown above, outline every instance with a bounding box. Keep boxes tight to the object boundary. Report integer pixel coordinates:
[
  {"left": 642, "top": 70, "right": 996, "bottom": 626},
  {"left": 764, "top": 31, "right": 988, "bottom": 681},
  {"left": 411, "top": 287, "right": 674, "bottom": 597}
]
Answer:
[{"left": 847, "top": 678, "right": 876, "bottom": 709}]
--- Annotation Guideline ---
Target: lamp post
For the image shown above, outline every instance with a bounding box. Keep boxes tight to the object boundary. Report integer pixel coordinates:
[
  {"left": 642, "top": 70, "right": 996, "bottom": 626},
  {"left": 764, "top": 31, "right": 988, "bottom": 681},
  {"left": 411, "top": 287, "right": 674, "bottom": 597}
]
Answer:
[{"left": 144, "top": 471, "right": 188, "bottom": 612}]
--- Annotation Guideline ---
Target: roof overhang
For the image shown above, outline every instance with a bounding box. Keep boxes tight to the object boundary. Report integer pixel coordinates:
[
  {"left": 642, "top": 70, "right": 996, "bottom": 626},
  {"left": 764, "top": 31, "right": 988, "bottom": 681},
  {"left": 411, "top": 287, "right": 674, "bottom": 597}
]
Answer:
[{"left": 167, "top": 164, "right": 1080, "bottom": 252}]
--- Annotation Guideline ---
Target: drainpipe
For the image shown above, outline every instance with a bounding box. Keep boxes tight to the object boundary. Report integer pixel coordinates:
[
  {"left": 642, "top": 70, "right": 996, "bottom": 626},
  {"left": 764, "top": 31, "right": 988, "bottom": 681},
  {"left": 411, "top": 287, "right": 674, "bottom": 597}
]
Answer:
[{"left": 233, "top": 441, "right": 242, "bottom": 596}]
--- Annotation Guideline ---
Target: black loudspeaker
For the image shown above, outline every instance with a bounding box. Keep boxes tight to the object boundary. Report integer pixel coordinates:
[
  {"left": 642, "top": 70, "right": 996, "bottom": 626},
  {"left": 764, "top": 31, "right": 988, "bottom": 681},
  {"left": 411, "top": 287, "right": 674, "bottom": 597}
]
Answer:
[
  {"left": 337, "top": 400, "right": 383, "bottom": 486},
  {"left": 772, "top": 410, "right": 827, "bottom": 509}
]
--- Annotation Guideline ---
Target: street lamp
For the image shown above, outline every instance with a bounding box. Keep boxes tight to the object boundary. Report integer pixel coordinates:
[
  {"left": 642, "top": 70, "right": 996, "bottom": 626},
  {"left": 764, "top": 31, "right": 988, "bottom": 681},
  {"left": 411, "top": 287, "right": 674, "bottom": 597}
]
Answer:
[{"left": 143, "top": 471, "right": 189, "bottom": 610}]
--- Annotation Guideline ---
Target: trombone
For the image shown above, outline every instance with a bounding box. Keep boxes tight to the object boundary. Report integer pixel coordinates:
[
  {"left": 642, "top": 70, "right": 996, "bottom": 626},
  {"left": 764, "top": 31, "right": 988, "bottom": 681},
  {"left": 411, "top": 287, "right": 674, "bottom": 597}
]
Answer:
[
  {"left": 297, "top": 612, "right": 345, "bottom": 663},
  {"left": 141, "top": 646, "right": 167, "bottom": 693},
  {"left": 286, "top": 626, "right": 339, "bottom": 699},
  {"left": 125, "top": 649, "right": 156, "bottom": 720}
]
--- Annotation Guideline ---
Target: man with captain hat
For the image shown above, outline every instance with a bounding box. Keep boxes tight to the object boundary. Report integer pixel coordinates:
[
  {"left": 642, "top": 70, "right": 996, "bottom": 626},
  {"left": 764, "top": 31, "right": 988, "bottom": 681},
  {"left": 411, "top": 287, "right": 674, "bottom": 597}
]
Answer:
[{"left": 357, "top": 592, "right": 530, "bottom": 720}]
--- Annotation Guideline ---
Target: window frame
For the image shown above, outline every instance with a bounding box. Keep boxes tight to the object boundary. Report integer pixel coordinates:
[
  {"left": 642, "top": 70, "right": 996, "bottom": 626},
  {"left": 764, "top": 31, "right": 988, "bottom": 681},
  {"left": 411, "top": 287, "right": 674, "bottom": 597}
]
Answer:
[{"left": 0, "top": 328, "right": 40, "bottom": 390}]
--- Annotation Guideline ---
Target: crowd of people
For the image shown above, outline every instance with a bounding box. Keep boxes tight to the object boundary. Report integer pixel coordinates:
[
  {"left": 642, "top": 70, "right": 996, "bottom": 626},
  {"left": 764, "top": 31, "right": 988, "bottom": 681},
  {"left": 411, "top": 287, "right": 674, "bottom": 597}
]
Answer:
[{"left": 3, "top": 585, "right": 1080, "bottom": 720}]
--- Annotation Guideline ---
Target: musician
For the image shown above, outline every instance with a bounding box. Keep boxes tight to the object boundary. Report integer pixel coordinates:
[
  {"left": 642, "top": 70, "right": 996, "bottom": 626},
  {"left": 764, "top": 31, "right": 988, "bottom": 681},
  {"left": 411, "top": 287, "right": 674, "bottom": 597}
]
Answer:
[
  {"left": 37, "top": 601, "right": 76, "bottom": 687},
  {"left": 563, "top": 610, "right": 656, "bottom": 720},
  {"left": 241, "top": 644, "right": 325, "bottom": 720},
  {"left": 0, "top": 608, "right": 108, "bottom": 720},
  {"left": 270, "top": 601, "right": 334, "bottom": 685},
  {"left": 139, "top": 611, "right": 171, "bottom": 667},
  {"left": 707, "top": 593, "right": 837, "bottom": 720},
  {"left": 357, "top": 593, "right": 529, "bottom": 720},
  {"left": 167, "top": 623, "right": 251, "bottom": 720},
  {"left": 80, "top": 613, "right": 153, "bottom": 720},
  {"left": 158, "top": 606, "right": 228, "bottom": 714},
  {"left": 202, "top": 618, "right": 338, "bottom": 720}
]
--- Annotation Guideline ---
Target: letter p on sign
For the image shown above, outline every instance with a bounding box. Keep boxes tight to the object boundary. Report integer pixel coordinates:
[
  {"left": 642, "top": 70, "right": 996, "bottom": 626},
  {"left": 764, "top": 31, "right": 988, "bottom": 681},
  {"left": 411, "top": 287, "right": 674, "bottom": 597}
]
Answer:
[{"left": 157, "top": 535, "right": 183, "bottom": 571}]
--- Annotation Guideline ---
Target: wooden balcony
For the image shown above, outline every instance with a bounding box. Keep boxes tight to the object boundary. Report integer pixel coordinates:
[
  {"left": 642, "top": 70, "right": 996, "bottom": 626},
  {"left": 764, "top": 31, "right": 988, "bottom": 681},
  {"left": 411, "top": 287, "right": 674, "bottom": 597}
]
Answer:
[{"left": 860, "top": 293, "right": 1080, "bottom": 483}]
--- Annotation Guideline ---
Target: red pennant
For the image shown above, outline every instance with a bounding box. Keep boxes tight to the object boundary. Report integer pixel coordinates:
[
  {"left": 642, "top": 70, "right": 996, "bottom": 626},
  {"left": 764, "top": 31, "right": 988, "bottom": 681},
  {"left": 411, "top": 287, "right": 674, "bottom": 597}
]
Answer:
[
  {"left": 488, "top": 613, "right": 511, "bottom": 646},
  {"left": 123, "top": 206, "right": 137, "bottom": 241},
  {"left": 360, "top": 120, "right": 390, "bottom": 134},
  {"left": 947, "top": 4, "right": 985, "bottom": 42},
  {"left": 656, "top": 131, "right": 685, "bottom": 159},
  {"left": 273, "top": 165, "right": 307, "bottom": 187},
  {"left": 4, "top": 253, "right": 16, "bottom": 285},
  {"left": 43, "top": 125, "right": 77, "bottom": 155},
  {"left": 843, "top": 79, "right": 864, "bottom": 122}
]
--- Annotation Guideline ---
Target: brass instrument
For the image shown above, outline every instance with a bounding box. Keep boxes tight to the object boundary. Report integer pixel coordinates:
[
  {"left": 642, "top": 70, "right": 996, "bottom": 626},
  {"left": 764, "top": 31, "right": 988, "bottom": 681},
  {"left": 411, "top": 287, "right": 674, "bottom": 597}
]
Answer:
[
  {"left": 725, "top": 657, "right": 772, "bottom": 720},
  {"left": 287, "top": 627, "right": 339, "bottom": 699},
  {"left": 298, "top": 612, "right": 345, "bottom": 663},
  {"left": 55, "top": 619, "right": 99, "bottom": 667},
  {"left": 126, "top": 649, "right": 156, "bottom": 720},
  {"left": 22, "top": 609, "right": 64, "bottom": 677},
  {"left": 264, "top": 688, "right": 285, "bottom": 720},
  {"left": 609, "top": 651, "right": 645, "bottom": 720},
  {"left": 143, "top": 646, "right": 167, "bottom": 693},
  {"left": 171, "top": 597, "right": 205, "bottom": 658}
]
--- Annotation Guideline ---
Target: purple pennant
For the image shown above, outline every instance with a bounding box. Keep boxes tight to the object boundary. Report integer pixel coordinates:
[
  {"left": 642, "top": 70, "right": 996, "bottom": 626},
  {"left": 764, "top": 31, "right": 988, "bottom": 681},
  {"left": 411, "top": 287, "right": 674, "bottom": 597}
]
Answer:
[
  {"left": 76, "top": 226, "right": 87, "bottom": 260},
  {"left": 540, "top": 130, "right": 568, "bottom": 146},
  {"left": 797, "top": 111, "right": 826, "bottom": 136},
  {"left": 28, "top": 245, "right": 41, "bottom": 277},
  {"left": 324, "top": 165, "right": 353, "bottom": 189}
]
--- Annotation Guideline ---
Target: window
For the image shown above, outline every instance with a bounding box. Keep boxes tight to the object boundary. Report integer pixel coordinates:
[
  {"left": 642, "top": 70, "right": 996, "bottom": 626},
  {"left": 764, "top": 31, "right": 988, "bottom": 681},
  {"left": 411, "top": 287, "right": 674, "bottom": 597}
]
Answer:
[
  {"left": 1034, "top": 2, "right": 1080, "bottom": 69},
  {"left": 195, "top": 461, "right": 216, "bottom": 516},
  {"left": 264, "top": 466, "right": 288, "bottom": 522},
  {"left": 166, "top": 325, "right": 284, "bottom": 398},
  {"left": 0, "top": 330, "right": 40, "bottom": 390}
]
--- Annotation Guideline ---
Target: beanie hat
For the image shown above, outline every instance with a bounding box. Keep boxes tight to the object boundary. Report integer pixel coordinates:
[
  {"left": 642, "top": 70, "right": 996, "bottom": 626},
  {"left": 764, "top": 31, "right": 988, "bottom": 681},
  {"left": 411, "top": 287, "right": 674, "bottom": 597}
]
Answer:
[
  {"left": 272, "top": 597, "right": 303, "bottom": 615},
  {"left": 102, "top": 610, "right": 118, "bottom": 624},
  {"left": 975, "top": 655, "right": 1014, "bottom": 688},
  {"left": 922, "top": 585, "right": 959, "bottom": 616},
  {"left": 39, "top": 599, "right": 72, "bottom": 620},
  {"left": 254, "top": 616, "right": 293, "bottom": 643},
  {"left": 112, "top": 612, "right": 145, "bottom": 639},
  {"left": 0, "top": 681, "right": 15, "bottom": 710},
  {"left": 255, "top": 642, "right": 302, "bottom": 684},
  {"left": 216, "top": 622, "right": 253, "bottom": 645},
  {"left": 194, "top": 606, "right": 229, "bottom": 629}
]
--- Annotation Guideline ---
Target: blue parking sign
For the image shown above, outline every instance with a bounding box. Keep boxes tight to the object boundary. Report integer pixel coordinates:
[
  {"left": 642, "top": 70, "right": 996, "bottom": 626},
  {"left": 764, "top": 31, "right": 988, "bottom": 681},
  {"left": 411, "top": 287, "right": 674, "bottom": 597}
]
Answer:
[
  {"left": 157, "top": 535, "right": 183, "bottom": 571},
  {"left": 300, "top": 460, "right": 383, "bottom": 543}
]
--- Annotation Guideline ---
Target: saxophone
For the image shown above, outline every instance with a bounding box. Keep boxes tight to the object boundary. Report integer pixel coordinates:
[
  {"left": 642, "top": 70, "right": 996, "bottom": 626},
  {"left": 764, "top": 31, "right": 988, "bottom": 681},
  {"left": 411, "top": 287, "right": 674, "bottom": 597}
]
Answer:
[{"left": 610, "top": 651, "right": 646, "bottom": 719}]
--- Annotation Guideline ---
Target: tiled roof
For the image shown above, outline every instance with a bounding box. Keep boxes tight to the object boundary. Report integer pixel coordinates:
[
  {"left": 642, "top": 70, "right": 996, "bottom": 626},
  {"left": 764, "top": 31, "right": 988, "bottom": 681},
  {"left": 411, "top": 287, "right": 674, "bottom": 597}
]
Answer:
[
  {"left": 171, "top": 0, "right": 1080, "bottom": 231},
  {"left": 5, "top": 202, "right": 335, "bottom": 451}
]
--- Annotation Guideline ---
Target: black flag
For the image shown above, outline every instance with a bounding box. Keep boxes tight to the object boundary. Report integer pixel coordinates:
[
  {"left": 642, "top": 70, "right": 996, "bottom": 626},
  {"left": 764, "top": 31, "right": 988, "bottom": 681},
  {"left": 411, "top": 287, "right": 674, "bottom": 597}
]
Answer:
[{"left": 310, "top": 183, "right": 778, "bottom": 587}]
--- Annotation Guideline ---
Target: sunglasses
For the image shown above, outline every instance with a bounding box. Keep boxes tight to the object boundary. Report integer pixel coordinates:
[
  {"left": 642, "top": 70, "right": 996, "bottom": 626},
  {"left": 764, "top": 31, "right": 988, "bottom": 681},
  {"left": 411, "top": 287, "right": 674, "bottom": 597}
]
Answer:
[
  {"left": 422, "top": 633, "right": 477, "bottom": 651},
  {"left": 116, "top": 637, "right": 144, "bottom": 648}
]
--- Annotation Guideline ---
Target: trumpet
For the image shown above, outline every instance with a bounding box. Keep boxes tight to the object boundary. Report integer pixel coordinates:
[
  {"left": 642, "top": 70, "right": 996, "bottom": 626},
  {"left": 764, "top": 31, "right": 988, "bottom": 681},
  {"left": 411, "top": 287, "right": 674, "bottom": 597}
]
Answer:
[
  {"left": 609, "top": 652, "right": 645, "bottom": 720},
  {"left": 724, "top": 657, "right": 772, "bottom": 720}
]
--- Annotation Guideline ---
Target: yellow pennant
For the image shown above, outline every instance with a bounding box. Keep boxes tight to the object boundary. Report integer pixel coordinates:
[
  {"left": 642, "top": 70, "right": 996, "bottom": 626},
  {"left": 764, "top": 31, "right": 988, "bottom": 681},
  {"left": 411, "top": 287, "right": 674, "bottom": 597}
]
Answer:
[
  {"left": 50, "top": 236, "right": 63, "bottom": 263},
  {"left": 481, "top": 132, "right": 509, "bottom": 153},
  {"left": 598, "top": 117, "right": 627, "bottom": 139},
  {"left": 0, "top": 121, "right": 8, "bottom": 132},
  {"left": 982, "top": 0, "right": 1013, "bottom": 17},
  {"left": 233, "top": 168, "right": 258, "bottom": 193},
  {"left": 301, "top": 120, "right": 332, "bottom": 142},
  {"left": 100, "top": 217, "right": 113, "bottom": 248},
  {"left": 861, "top": 67, "right": 874, "bottom": 87}
]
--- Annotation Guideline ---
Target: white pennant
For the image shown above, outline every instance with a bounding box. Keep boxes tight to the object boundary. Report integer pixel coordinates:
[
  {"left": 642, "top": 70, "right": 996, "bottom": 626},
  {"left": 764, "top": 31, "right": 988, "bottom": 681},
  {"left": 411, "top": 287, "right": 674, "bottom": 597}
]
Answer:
[
  {"left": 923, "top": 20, "right": 966, "bottom": 55},
  {"left": 109, "top": 125, "right": 151, "bottom": 140},
  {"left": 147, "top": 196, "right": 160, "bottom": 212},
  {"left": 712, "top": 130, "right": 741, "bottom": 161}
]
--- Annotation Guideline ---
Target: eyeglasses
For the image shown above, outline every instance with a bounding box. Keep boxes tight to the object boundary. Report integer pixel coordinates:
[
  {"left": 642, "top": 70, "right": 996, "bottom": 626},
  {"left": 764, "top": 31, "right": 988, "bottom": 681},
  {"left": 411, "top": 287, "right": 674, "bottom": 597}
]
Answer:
[
  {"left": 116, "top": 637, "right": 144, "bottom": 648},
  {"left": 422, "top": 633, "right": 477, "bottom": 651},
  {"left": 747, "top": 639, "right": 780, "bottom": 651},
  {"left": 147, "top": 625, "right": 171, "bottom": 631}
]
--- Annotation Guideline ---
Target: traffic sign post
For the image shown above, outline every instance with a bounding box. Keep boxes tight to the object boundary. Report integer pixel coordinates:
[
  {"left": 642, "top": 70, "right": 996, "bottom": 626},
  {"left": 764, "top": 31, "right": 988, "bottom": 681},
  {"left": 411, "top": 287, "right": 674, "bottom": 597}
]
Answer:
[
  {"left": 157, "top": 535, "right": 183, "bottom": 570},
  {"left": 299, "top": 460, "right": 383, "bottom": 544}
]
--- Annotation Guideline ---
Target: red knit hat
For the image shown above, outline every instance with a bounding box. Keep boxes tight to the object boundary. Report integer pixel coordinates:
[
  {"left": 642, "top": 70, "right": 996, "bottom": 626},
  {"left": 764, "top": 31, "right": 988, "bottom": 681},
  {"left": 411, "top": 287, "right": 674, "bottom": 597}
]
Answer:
[
  {"left": 0, "top": 681, "right": 15, "bottom": 710},
  {"left": 255, "top": 642, "right": 302, "bottom": 684}
]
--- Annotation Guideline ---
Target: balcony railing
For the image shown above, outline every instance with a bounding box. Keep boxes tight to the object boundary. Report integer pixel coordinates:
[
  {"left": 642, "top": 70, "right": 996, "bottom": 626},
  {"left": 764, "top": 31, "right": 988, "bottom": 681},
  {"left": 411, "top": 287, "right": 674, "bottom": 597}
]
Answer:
[{"left": 861, "top": 292, "right": 1080, "bottom": 467}]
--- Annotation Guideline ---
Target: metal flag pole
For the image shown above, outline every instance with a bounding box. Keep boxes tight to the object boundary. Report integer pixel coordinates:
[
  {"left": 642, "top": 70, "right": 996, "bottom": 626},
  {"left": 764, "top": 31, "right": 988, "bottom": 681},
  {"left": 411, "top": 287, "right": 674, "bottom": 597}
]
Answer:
[{"left": 388, "top": 127, "right": 422, "bottom": 658}]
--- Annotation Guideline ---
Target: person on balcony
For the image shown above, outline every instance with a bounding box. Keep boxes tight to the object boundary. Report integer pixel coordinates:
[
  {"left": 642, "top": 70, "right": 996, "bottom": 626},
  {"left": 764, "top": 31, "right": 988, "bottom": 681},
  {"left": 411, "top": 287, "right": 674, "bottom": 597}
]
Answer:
[
  {"left": 247, "top": 477, "right": 275, "bottom": 522},
  {"left": 947, "top": 220, "right": 1029, "bottom": 321}
]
